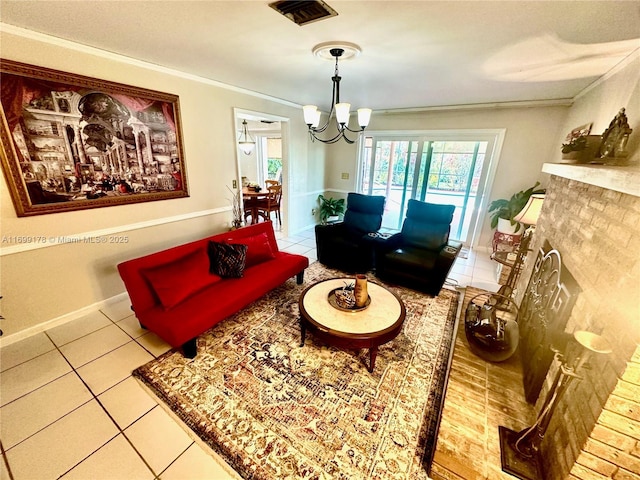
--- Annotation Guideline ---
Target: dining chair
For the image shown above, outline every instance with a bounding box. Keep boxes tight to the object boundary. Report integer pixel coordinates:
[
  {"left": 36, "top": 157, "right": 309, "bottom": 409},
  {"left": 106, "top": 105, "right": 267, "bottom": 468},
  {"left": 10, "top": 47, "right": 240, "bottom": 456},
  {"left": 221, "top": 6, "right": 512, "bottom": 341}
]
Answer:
[
  {"left": 243, "top": 196, "right": 258, "bottom": 224},
  {"left": 256, "top": 184, "right": 282, "bottom": 225},
  {"left": 265, "top": 179, "right": 280, "bottom": 188}
]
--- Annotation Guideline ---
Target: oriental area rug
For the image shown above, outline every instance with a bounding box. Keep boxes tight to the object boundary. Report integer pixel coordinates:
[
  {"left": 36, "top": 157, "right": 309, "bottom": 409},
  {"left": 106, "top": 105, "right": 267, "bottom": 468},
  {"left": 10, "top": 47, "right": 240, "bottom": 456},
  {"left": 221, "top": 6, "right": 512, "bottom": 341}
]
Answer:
[{"left": 134, "top": 262, "right": 460, "bottom": 480}]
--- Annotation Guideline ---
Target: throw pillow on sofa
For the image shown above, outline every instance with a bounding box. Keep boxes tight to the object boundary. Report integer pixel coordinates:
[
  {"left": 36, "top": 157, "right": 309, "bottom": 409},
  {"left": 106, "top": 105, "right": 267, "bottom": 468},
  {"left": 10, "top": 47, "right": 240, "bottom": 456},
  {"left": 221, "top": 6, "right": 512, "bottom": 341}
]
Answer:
[
  {"left": 142, "top": 248, "right": 221, "bottom": 310},
  {"left": 224, "top": 232, "right": 276, "bottom": 268},
  {"left": 208, "top": 241, "right": 247, "bottom": 278}
]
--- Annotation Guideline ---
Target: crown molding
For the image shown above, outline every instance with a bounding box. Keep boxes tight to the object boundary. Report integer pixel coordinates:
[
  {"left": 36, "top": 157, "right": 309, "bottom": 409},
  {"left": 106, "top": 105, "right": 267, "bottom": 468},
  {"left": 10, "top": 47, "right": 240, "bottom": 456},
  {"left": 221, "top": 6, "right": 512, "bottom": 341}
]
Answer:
[
  {"left": 377, "top": 98, "right": 574, "bottom": 115},
  {"left": 0, "top": 23, "right": 300, "bottom": 109},
  {"left": 3, "top": 22, "right": 636, "bottom": 118},
  {"left": 573, "top": 47, "right": 640, "bottom": 102}
]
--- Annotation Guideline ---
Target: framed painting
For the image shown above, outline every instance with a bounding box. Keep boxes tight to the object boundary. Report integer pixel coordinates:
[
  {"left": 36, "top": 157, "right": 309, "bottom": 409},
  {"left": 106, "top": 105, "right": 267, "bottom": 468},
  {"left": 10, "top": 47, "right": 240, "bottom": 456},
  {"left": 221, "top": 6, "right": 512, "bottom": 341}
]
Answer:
[{"left": 0, "top": 59, "right": 188, "bottom": 217}]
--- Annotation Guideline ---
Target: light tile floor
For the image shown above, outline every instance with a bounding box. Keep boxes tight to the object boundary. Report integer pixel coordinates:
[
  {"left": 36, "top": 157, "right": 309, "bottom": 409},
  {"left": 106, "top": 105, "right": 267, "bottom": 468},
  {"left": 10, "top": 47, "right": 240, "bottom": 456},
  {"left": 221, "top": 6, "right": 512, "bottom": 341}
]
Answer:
[{"left": 0, "top": 228, "right": 498, "bottom": 479}]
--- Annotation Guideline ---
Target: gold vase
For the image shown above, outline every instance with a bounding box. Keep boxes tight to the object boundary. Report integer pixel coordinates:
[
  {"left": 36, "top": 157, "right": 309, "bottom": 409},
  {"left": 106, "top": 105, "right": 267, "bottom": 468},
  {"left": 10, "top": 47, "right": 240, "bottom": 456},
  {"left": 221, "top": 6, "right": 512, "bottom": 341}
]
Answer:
[{"left": 354, "top": 274, "right": 368, "bottom": 308}]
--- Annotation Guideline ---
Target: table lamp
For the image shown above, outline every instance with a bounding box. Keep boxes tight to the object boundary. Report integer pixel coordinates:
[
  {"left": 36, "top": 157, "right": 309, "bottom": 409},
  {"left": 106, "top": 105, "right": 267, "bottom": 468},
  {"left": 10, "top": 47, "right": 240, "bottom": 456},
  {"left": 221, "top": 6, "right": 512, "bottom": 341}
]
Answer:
[{"left": 498, "top": 194, "right": 545, "bottom": 298}]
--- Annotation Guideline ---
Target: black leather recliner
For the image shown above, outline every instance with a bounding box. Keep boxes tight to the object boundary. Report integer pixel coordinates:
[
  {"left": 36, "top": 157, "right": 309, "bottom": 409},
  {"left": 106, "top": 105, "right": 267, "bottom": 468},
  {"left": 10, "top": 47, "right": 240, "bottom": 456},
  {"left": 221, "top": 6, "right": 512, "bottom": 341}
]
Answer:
[
  {"left": 315, "top": 193, "right": 386, "bottom": 273},
  {"left": 375, "top": 199, "right": 462, "bottom": 295}
]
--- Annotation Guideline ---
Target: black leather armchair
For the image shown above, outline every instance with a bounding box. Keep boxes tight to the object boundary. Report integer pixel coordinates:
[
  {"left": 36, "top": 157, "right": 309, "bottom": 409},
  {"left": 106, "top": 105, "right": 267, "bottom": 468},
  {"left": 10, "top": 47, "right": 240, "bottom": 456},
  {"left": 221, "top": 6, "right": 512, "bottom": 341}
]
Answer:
[
  {"left": 375, "top": 199, "right": 462, "bottom": 295},
  {"left": 315, "top": 193, "right": 386, "bottom": 273}
]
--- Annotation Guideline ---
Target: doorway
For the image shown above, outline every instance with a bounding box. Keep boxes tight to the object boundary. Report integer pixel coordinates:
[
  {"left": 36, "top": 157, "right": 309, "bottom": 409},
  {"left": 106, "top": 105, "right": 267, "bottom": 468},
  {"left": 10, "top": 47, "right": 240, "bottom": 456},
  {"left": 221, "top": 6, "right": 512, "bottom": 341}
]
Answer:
[{"left": 233, "top": 109, "right": 288, "bottom": 233}]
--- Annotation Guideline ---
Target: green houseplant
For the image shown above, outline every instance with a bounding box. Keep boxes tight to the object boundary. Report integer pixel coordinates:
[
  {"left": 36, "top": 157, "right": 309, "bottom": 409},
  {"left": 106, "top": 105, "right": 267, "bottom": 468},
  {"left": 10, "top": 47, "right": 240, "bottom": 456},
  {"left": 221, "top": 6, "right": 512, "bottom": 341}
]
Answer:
[
  {"left": 488, "top": 182, "right": 544, "bottom": 233},
  {"left": 318, "top": 194, "right": 346, "bottom": 224}
]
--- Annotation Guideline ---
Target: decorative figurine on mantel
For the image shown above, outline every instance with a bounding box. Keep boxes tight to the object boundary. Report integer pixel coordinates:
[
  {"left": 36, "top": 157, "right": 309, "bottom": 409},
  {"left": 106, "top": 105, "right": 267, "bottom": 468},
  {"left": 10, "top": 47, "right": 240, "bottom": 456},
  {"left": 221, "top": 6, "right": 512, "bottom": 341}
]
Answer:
[
  {"left": 597, "top": 107, "right": 633, "bottom": 161},
  {"left": 560, "top": 123, "right": 600, "bottom": 163}
]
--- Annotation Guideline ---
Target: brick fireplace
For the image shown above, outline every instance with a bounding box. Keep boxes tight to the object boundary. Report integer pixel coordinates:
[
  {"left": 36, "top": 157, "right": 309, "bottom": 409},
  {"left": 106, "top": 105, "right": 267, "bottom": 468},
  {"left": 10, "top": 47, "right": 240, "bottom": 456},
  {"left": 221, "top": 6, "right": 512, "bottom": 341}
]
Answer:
[{"left": 514, "top": 164, "right": 640, "bottom": 479}]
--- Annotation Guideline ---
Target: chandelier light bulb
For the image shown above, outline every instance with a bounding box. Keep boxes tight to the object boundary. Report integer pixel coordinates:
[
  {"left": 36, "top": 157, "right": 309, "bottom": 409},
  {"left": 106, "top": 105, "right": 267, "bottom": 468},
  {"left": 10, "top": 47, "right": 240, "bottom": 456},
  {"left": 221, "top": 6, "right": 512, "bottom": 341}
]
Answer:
[
  {"left": 357, "top": 108, "right": 372, "bottom": 129},
  {"left": 303, "top": 105, "right": 318, "bottom": 126},
  {"left": 335, "top": 103, "right": 351, "bottom": 125}
]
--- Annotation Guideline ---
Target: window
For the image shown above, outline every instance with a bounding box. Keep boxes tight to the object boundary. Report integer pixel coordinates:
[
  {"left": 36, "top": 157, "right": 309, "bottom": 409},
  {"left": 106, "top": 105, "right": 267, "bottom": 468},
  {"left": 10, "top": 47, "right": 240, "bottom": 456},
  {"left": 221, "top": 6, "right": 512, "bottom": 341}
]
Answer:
[{"left": 358, "top": 130, "right": 504, "bottom": 245}]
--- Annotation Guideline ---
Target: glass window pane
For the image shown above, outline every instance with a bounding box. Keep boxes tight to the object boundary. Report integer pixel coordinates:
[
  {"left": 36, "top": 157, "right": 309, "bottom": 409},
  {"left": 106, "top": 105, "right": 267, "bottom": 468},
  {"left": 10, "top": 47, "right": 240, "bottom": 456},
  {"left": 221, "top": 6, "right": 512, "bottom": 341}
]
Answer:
[{"left": 359, "top": 135, "right": 492, "bottom": 243}]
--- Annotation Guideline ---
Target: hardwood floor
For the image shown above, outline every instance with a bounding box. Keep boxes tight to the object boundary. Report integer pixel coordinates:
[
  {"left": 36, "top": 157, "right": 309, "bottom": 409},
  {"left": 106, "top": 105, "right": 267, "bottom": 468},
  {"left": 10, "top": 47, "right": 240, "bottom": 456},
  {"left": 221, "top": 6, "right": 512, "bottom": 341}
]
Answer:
[{"left": 431, "top": 287, "right": 536, "bottom": 480}]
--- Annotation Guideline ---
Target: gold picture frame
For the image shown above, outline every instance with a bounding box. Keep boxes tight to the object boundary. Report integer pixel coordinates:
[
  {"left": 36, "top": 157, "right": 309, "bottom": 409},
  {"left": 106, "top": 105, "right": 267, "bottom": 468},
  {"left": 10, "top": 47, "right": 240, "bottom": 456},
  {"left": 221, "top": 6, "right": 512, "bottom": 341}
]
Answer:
[{"left": 0, "top": 59, "right": 188, "bottom": 217}]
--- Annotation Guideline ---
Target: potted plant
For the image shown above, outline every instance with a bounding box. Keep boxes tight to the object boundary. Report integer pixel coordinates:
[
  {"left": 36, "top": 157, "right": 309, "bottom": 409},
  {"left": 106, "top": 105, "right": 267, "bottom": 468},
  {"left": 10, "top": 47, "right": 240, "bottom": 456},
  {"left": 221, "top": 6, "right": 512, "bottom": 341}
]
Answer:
[
  {"left": 318, "top": 194, "right": 346, "bottom": 224},
  {"left": 488, "top": 182, "right": 544, "bottom": 233}
]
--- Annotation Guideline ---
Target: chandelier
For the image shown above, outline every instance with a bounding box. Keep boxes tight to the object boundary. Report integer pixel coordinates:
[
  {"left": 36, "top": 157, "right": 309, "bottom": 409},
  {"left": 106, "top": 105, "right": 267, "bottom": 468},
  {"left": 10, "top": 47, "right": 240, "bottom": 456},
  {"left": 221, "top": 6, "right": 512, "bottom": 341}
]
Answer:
[
  {"left": 303, "top": 44, "right": 371, "bottom": 144},
  {"left": 238, "top": 119, "right": 255, "bottom": 155}
]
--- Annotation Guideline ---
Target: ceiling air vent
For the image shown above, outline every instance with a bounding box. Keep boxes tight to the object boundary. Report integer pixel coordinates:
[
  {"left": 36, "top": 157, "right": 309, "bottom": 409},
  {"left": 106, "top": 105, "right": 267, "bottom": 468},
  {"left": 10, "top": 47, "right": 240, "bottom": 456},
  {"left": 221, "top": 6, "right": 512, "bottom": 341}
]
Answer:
[{"left": 269, "top": 1, "right": 338, "bottom": 26}]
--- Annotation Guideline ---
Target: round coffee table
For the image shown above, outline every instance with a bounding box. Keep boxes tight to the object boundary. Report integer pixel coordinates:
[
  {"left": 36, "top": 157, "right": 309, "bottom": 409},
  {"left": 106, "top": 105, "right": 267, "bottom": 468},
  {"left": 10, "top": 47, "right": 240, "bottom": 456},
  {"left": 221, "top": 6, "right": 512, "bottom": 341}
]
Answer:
[{"left": 298, "top": 278, "right": 406, "bottom": 372}]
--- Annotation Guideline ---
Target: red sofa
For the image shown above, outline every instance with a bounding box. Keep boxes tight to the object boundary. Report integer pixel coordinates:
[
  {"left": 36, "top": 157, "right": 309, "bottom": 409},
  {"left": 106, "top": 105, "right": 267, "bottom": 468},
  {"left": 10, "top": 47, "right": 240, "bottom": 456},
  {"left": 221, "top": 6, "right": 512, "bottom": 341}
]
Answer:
[{"left": 117, "top": 221, "right": 309, "bottom": 357}]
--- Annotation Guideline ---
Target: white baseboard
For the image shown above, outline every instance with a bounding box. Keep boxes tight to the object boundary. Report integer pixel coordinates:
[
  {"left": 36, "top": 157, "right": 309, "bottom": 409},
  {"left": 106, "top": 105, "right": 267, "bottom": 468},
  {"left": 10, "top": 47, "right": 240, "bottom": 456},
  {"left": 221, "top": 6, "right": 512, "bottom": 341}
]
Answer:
[{"left": 0, "top": 292, "right": 129, "bottom": 347}]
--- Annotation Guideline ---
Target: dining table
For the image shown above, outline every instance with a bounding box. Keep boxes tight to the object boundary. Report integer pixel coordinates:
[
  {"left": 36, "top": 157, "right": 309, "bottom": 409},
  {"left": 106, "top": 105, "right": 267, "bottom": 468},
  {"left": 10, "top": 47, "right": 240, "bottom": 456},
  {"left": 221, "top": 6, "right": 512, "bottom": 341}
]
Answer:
[{"left": 242, "top": 186, "right": 269, "bottom": 224}]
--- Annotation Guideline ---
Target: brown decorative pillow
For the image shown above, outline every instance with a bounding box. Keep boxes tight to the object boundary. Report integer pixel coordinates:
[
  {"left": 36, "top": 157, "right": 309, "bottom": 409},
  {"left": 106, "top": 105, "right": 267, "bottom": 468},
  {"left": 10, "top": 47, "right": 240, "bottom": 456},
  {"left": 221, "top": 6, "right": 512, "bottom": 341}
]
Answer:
[{"left": 208, "top": 241, "right": 247, "bottom": 278}]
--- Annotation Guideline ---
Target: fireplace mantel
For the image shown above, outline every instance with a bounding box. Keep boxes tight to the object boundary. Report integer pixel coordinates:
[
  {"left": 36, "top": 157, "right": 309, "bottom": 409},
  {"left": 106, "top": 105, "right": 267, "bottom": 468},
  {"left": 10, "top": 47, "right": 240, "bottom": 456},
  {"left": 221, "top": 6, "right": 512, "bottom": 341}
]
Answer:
[{"left": 542, "top": 163, "right": 640, "bottom": 197}]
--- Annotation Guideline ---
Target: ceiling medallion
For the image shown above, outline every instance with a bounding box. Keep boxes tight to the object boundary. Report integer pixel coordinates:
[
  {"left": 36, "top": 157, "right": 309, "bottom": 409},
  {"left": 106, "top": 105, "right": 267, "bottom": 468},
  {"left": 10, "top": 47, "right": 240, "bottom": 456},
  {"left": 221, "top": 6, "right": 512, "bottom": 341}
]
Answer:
[{"left": 312, "top": 42, "right": 361, "bottom": 60}]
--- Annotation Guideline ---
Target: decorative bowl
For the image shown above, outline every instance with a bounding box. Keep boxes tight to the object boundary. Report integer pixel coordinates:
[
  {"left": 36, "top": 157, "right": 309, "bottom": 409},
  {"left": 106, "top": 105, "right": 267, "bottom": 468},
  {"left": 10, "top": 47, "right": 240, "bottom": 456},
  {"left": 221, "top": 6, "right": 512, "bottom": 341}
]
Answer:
[{"left": 328, "top": 288, "right": 371, "bottom": 312}]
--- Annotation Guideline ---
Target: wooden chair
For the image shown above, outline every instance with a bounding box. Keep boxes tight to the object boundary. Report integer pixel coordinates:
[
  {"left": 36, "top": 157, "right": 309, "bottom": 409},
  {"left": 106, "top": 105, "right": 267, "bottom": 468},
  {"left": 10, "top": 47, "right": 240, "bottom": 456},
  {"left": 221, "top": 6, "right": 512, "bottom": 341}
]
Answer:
[
  {"left": 256, "top": 184, "right": 282, "bottom": 225},
  {"left": 243, "top": 196, "right": 258, "bottom": 224},
  {"left": 265, "top": 179, "right": 280, "bottom": 188}
]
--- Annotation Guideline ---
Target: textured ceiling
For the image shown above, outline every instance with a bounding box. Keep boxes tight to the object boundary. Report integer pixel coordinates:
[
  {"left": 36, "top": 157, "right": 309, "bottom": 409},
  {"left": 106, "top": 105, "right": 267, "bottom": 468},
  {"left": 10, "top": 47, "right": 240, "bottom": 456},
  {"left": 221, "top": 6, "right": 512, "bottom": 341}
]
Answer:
[{"left": 1, "top": 1, "right": 639, "bottom": 112}]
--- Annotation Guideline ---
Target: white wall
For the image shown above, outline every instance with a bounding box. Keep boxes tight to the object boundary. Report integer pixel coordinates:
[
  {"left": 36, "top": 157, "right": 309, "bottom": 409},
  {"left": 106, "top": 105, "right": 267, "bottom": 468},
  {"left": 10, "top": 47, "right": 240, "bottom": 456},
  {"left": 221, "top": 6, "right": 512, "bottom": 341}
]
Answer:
[{"left": 0, "top": 28, "right": 322, "bottom": 339}]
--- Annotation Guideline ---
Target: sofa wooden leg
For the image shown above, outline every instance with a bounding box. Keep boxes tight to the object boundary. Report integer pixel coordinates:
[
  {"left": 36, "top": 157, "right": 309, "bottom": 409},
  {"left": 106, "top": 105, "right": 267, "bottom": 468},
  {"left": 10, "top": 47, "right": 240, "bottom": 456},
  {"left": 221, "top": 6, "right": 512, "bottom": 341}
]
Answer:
[
  {"left": 182, "top": 338, "right": 197, "bottom": 358},
  {"left": 296, "top": 270, "right": 305, "bottom": 285}
]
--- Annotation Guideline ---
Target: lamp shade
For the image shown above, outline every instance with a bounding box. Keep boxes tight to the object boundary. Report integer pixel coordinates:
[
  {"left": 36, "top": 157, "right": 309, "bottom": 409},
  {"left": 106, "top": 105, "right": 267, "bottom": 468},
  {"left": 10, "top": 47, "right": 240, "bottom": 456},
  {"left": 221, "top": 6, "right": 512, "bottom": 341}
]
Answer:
[
  {"left": 513, "top": 194, "right": 545, "bottom": 226},
  {"left": 238, "top": 141, "right": 255, "bottom": 155},
  {"left": 238, "top": 120, "right": 255, "bottom": 155},
  {"left": 311, "top": 109, "right": 321, "bottom": 128},
  {"left": 335, "top": 103, "right": 350, "bottom": 124},
  {"left": 303, "top": 105, "right": 318, "bottom": 126},
  {"left": 357, "top": 108, "right": 372, "bottom": 128}
]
